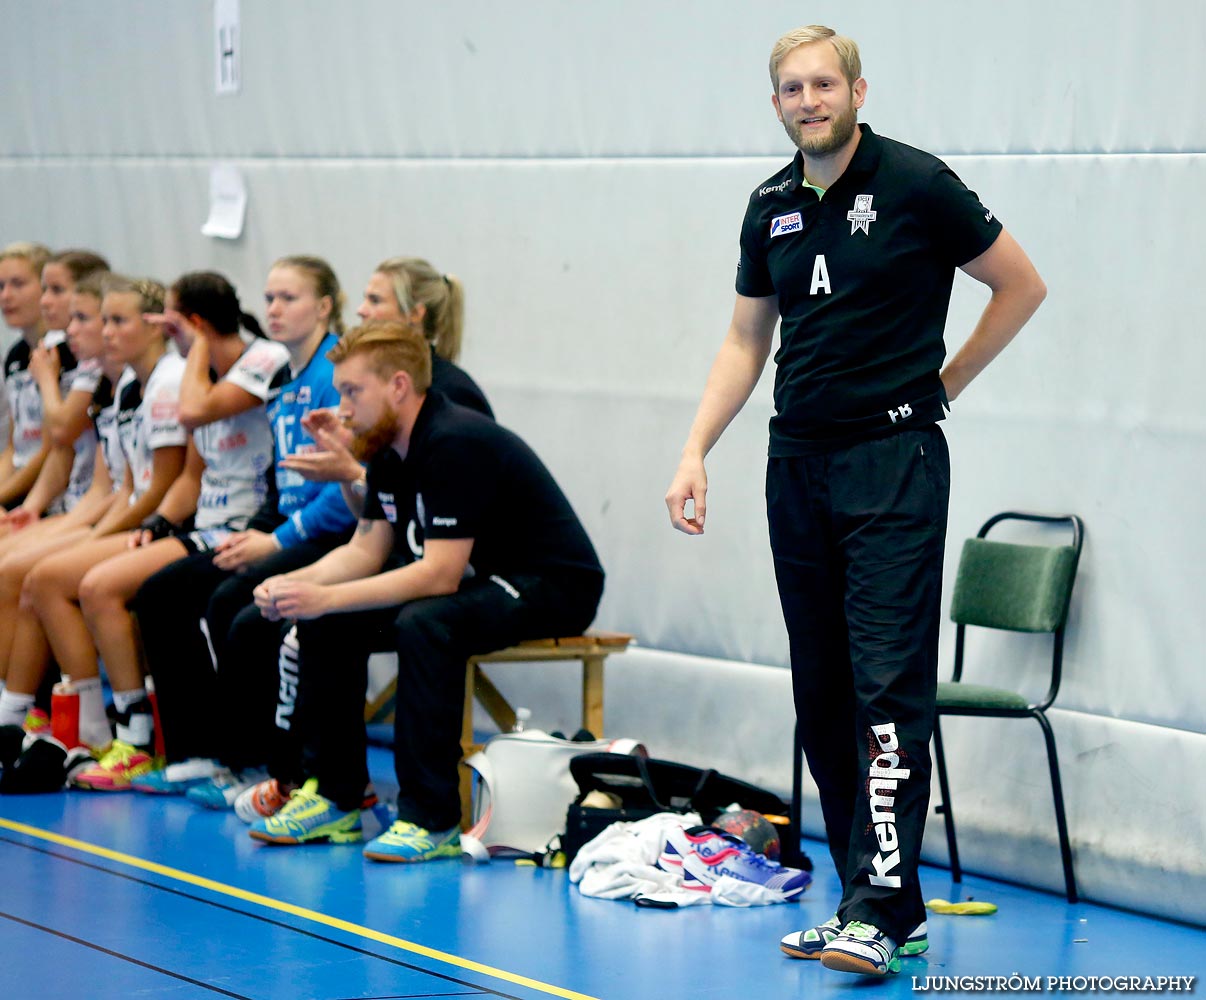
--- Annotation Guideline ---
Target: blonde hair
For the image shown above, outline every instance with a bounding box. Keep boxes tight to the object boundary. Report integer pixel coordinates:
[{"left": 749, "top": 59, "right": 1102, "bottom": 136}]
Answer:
[
  {"left": 769, "top": 25, "right": 862, "bottom": 91},
  {"left": 375, "top": 256, "right": 464, "bottom": 362},
  {"left": 0, "top": 241, "right": 52, "bottom": 277},
  {"left": 102, "top": 273, "right": 166, "bottom": 315},
  {"left": 328, "top": 320, "right": 433, "bottom": 393},
  {"left": 273, "top": 255, "right": 346, "bottom": 335}
]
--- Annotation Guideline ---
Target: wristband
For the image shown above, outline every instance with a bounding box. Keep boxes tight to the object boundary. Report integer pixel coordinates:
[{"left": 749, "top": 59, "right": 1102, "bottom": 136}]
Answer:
[{"left": 140, "top": 513, "right": 181, "bottom": 541}]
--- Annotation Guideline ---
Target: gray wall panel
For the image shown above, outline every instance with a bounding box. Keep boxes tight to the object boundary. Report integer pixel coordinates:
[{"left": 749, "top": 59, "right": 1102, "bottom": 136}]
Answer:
[
  {"left": 2, "top": 152, "right": 1202, "bottom": 736},
  {"left": 6, "top": 2, "right": 1205, "bottom": 159}
]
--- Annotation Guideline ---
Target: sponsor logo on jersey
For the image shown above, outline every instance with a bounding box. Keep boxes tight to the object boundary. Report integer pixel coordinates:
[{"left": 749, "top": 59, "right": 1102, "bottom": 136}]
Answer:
[
  {"left": 770, "top": 212, "right": 803, "bottom": 238},
  {"left": 406, "top": 519, "right": 424, "bottom": 559},
  {"left": 378, "top": 491, "right": 396, "bottom": 523},
  {"left": 431, "top": 515, "right": 458, "bottom": 528},
  {"left": 847, "top": 193, "right": 878, "bottom": 235},
  {"left": 758, "top": 178, "right": 793, "bottom": 197},
  {"left": 296, "top": 385, "right": 311, "bottom": 404},
  {"left": 489, "top": 575, "right": 520, "bottom": 600},
  {"left": 151, "top": 400, "right": 177, "bottom": 421},
  {"left": 217, "top": 430, "right": 248, "bottom": 451}
]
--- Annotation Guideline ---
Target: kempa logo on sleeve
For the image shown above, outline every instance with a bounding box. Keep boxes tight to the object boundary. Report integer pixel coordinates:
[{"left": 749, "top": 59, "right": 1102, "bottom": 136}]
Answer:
[
  {"left": 758, "top": 177, "right": 793, "bottom": 197},
  {"left": 431, "top": 515, "right": 458, "bottom": 527},
  {"left": 770, "top": 212, "right": 803, "bottom": 238}
]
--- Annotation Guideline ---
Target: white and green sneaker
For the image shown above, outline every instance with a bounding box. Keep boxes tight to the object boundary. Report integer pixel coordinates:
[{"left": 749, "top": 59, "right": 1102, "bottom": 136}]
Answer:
[
  {"left": 780, "top": 915, "right": 843, "bottom": 959},
  {"left": 901, "top": 920, "right": 929, "bottom": 957},
  {"left": 784, "top": 915, "right": 925, "bottom": 962},
  {"left": 820, "top": 920, "right": 901, "bottom": 976},
  {"left": 248, "top": 778, "right": 362, "bottom": 844},
  {"left": 363, "top": 820, "right": 461, "bottom": 863}
]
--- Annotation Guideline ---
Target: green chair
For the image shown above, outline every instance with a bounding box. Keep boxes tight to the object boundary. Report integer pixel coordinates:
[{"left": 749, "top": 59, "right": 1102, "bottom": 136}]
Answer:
[{"left": 932, "top": 511, "right": 1084, "bottom": 902}]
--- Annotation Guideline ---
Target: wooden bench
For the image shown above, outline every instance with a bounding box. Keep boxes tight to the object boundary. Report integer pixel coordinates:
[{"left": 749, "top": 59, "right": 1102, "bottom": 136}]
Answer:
[{"left": 362, "top": 631, "right": 634, "bottom": 825}]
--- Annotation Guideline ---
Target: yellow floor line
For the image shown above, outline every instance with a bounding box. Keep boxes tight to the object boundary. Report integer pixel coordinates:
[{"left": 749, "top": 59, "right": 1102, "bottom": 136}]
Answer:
[{"left": 0, "top": 817, "right": 598, "bottom": 1000}]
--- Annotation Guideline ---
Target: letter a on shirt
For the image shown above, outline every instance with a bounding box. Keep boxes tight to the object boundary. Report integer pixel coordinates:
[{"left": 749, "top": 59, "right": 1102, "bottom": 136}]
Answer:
[{"left": 810, "top": 254, "right": 831, "bottom": 295}]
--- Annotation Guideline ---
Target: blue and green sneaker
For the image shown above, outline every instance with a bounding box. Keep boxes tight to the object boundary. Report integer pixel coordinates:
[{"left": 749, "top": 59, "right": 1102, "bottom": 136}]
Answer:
[
  {"left": 363, "top": 820, "right": 462, "bottom": 862},
  {"left": 248, "top": 778, "right": 362, "bottom": 844}
]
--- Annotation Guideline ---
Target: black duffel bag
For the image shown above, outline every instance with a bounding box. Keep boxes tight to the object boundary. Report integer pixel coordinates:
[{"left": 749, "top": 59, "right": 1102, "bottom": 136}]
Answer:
[{"left": 562, "top": 752, "right": 807, "bottom": 866}]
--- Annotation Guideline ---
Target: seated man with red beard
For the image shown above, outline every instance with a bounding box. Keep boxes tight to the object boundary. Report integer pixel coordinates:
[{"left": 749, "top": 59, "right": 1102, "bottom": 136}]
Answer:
[{"left": 248, "top": 321, "right": 604, "bottom": 860}]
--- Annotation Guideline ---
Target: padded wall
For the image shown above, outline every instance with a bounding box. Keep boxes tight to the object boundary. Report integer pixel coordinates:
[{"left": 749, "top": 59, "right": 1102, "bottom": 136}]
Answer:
[{"left": 3, "top": 1, "right": 1204, "bottom": 921}]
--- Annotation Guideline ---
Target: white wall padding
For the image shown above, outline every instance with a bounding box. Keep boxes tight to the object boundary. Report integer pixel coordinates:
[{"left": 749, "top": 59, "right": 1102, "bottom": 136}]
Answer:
[
  {"left": 5, "top": 2, "right": 1206, "bottom": 158},
  {"left": 2, "top": 1, "right": 1204, "bottom": 921}
]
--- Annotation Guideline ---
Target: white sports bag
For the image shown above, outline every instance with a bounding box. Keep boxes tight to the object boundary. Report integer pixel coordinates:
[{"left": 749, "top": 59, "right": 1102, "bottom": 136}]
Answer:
[{"left": 463, "top": 729, "right": 645, "bottom": 860}]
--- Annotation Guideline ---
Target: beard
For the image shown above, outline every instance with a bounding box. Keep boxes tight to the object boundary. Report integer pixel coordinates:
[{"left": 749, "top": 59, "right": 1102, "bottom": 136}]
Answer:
[
  {"left": 349, "top": 409, "right": 400, "bottom": 462},
  {"left": 783, "top": 101, "right": 858, "bottom": 157}
]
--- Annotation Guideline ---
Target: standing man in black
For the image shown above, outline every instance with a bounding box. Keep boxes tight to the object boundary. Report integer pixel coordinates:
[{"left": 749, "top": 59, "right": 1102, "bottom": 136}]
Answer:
[
  {"left": 250, "top": 321, "right": 604, "bottom": 861},
  {"left": 665, "top": 25, "right": 1046, "bottom": 977}
]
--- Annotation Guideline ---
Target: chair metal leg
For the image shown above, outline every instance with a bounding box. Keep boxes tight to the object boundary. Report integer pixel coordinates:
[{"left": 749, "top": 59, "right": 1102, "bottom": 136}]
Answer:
[
  {"left": 782, "top": 721, "right": 806, "bottom": 869},
  {"left": 1033, "top": 710, "right": 1078, "bottom": 903},
  {"left": 932, "top": 717, "right": 962, "bottom": 883}
]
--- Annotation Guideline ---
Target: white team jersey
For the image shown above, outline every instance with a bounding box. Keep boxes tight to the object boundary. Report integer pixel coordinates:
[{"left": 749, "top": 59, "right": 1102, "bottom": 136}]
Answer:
[
  {"left": 70, "top": 358, "right": 102, "bottom": 395},
  {"left": 57, "top": 359, "right": 106, "bottom": 512},
  {"left": 119, "top": 352, "right": 188, "bottom": 503},
  {"left": 191, "top": 339, "right": 287, "bottom": 531},
  {"left": 4, "top": 330, "right": 77, "bottom": 469},
  {"left": 98, "top": 368, "right": 134, "bottom": 492}
]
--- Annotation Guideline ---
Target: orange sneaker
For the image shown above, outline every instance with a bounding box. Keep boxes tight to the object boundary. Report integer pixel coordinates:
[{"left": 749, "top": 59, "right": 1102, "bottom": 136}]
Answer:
[{"left": 234, "top": 778, "right": 293, "bottom": 823}]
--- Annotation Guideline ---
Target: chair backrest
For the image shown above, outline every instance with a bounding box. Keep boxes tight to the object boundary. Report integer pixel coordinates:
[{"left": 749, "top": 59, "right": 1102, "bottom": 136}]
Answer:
[
  {"left": 951, "top": 539, "right": 1079, "bottom": 633},
  {"left": 948, "top": 512, "right": 1084, "bottom": 707}
]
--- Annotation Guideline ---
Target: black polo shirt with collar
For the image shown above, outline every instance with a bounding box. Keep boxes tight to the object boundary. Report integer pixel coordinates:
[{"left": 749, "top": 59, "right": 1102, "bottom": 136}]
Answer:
[
  {"left": 362, "top": 392, "right": 604, "bottom": 587},
  {"left": 737, "top": 124, "right": 1002, "bottom": 455}
]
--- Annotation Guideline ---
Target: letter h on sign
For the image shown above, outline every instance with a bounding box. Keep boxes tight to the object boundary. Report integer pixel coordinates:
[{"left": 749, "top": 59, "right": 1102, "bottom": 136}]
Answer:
[{"left": 214, "top": 0, "right": 241, "bottom": 95}]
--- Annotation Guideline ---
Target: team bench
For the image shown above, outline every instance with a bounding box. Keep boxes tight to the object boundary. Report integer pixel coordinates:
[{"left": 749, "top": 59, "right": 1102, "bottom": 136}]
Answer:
[{"left": 362, "top": 631, "right": 635, "bottom": 821}]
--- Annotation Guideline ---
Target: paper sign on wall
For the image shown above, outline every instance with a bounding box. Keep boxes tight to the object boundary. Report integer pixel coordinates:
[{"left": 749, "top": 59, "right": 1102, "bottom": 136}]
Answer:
[
  {"left": 215, "top": 0, "right": 240, "bottom": 95},
  {"left": 201, "top": 163, "right": 247, "bottom": 240}
]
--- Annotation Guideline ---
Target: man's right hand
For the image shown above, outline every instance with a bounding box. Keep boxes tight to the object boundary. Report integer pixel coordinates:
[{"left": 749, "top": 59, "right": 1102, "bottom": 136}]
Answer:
[
  {"left": 665, "top": 454, "right": 707, "bottom": 535},
  {"left": 281, "top": 408, "right": 362, "bottom": 483}
]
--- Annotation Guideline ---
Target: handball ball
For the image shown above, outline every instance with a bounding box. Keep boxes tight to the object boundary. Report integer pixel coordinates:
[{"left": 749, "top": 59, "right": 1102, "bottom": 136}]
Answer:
[{"left": 713, "top": 809, "right": 781, "bottom": 861}]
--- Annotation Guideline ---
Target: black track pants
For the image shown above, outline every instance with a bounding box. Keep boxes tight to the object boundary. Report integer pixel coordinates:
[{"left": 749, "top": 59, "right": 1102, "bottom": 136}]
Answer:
[
  {"left": 766, "top": 425, "right": 949, "bottom": 942},
  {"left": 133, "top": 537, "right": 344, "bottom": 765},
  {"left": 294, "top": 572, "right": 602, "bottom": 826}
]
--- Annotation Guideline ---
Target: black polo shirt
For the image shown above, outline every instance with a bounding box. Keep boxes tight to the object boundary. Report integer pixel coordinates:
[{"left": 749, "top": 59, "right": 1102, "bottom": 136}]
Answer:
[
  {"left": 737, "top": 124, "right": 1002, "bottom": 455},
  {"left": 362, "top": 392, "right": 604, "bottom": 588},
  {"left": 432, "top": 352, "right": 493, "bottom": 420}
]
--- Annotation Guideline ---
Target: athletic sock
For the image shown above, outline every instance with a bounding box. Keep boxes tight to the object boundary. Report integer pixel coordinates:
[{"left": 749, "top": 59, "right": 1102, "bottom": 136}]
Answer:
[
  {"left": 113, "top": 689, "right": 153, "bottom": 749},
  {"left": 75, "top": 678, "right": 112, "bottom": 750},
  {"left": 0, "top": 690, "right": 35, "bottom": 728},
  {"left": 112, "top": 687, "right": 147, "bottom": 715}
]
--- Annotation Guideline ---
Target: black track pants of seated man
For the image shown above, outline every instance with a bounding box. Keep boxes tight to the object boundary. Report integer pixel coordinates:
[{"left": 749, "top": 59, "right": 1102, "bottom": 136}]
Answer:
[
  {"left": 293, "top": 572, "right": 602, "bottom": 827},
  {"left": 767, "top": 424, "right": 949, "bottom": 944},
  {"left": 133, "top": 538, "right": 341, "bottom": 767}
]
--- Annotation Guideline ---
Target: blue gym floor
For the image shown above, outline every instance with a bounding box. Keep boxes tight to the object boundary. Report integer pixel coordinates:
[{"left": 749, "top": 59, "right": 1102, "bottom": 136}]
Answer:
[{"left": 2, "top": 745, "right": 1202, "bottom": 1000}]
